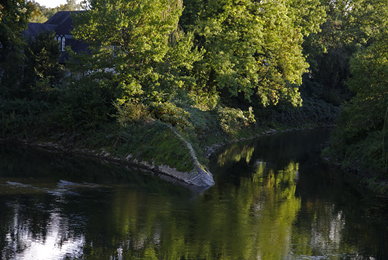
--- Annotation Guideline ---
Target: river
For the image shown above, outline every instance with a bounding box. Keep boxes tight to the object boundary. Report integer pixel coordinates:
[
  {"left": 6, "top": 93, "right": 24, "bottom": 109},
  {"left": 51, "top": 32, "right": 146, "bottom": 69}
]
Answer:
[{"left": 0, "top": 128, "right": 387, "bottom": 259}]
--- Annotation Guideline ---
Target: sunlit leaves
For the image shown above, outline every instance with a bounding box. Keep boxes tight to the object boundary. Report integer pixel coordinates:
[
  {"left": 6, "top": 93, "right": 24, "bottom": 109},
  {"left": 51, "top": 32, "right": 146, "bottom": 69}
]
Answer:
[
  {"left": 71, "top": 0, "right": 202, "bottom": 103},
  {"left": 182, "top": 0, "right": 325, "bottom": 106}
]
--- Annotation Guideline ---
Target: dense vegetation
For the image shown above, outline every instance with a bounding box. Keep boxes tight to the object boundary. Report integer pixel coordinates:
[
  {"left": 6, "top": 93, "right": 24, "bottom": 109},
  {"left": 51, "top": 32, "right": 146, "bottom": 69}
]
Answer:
[
  {"left": 325, "top": 0, "right": 388, "bottom": 186},
  {"left": 1, "top": 0, "right": 387, "bottom": 186}
]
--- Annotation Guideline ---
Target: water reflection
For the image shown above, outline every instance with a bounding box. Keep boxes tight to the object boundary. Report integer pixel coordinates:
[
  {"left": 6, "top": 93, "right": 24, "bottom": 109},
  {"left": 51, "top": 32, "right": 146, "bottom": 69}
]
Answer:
[
  {"left": 1, "top": 182, "right": 86, "bottom": 260},
  {"left": 1, "top": 129, "right": 388, "bottom": 259},
  {"left": 4, "top": 210, "right": 84, "bottom": 260},
  {"left": 210, "top": 129, "right": 387, "bottom": 259}
]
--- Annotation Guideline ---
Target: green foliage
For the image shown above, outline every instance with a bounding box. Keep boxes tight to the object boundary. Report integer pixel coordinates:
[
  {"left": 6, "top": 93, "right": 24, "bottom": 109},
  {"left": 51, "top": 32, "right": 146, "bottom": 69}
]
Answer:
[
  {"left": 0, "top": 98, "right": 51, "bottom": 138},
  {"left": 0, "top": 80, "right": 112, "bottom": 137},
  {"left": 302, "top": 0, "right": 388, "bottom": 107},
  {"left": 23, "top": 31, "right": 65, "bottom": 94},
  {"left": 148, "top": 102, "right": 191, "bottom": 129},
  {"left": 47, "top": 79, "right": 114, "bottom": 133},
  {"left": 217, "top": 106, "right": 256, "bottom": 136},
  {"left": 114, "top": 101, "right": 150, "bottom": 126},
  {"left": 115, "top": 122, "right": 195, "bottom": 172},
  {"left": 330, "top": 27, "right": 388, "bottom": 175},
  {"left": 181, "top": 0, "right": 325, "bottom": 106},
  {"left": 177, "top": 104, "right": 217, "bottom": 139},
  {"left": 186, "top": 90, "right": 220, "bottom": 111},
  {"left": 0, "top": 0, "right": 35, "bottom": 54},
  {"left": 0, "top": 0, "right": 37, "bottom": 97},
  {"left": 258, "top": 98, "right": 339, "bottom": 128},
  {"left": 71, "top": 0, "right": 202, "bottom": 104},
  {"left": 1, "top": 0, "right": 374, "bottom": 178}
]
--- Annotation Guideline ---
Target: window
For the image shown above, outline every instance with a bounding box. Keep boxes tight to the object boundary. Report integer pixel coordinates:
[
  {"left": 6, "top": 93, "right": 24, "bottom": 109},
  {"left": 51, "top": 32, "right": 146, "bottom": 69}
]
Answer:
[
  {"left": 61, "top": 37, "right": 65, "bottom": 52},
  {"left": 55, "top": 35, "right": 66, "bottom": 52}
]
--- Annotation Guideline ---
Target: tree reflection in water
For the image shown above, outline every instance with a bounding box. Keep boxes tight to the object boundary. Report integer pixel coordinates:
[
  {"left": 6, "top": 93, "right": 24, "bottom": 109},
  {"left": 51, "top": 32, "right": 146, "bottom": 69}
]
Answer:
[
  {"left": 0, "top": 129, "right": 387, "bottom": 259},
  {"left": 1, "top": 188, "right": 85, "bottom": 259}
]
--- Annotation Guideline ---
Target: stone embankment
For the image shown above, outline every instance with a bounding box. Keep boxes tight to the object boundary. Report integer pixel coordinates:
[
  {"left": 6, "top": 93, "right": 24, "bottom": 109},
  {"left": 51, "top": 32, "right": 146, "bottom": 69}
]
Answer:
[
  {"left": 164, "top": 125, "right": 215, "bottom": 187},
  {"left": 3, "top": 125, "right": 215, "bottom": 188}
]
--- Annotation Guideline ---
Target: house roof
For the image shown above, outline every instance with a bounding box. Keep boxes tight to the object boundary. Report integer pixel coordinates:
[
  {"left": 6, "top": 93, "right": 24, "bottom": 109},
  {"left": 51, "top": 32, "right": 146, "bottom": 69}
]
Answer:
[
  {"left": 23, "top": 11, "right": 89, "bottom": 64},
  {"left": 59, "top": 38, "right": 89, "bottom": 63},
  {"left": 22, "top": 23, "right": 57, "bottom": 38},
  {"left": 45, "top": 11, "right": 83, "bottom": 35}
]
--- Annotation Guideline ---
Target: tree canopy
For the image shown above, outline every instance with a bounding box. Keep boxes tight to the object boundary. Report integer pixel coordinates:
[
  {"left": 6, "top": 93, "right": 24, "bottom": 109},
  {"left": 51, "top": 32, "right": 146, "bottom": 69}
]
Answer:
[
  {"left": 327, "top": 0, "right": 388, "bottom": 175},
  {"left": 0, "top": 0, "right": 37, "bottom": 96},
  {"left": 66, "top": 0, "right": 328, "bottom": 109},
  {"left": 181, "top": 0, "right": 326, "bottom": 106},
  {"left": 70, "top": 0, "right": 202, "bottom": 104},
  {"left": 23, "top": 31, "right": 64, "bottom": 92}
]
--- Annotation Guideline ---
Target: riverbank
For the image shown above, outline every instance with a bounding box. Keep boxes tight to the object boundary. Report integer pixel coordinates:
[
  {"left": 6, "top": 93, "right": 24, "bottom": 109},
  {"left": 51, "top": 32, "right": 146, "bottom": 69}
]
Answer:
[
  {"left": 322, "top": 144, "right": 388, "bottom": 197},
  {"left": 0, "top": 121, "right": 216, "bottom": 187},
  {"left": 0, "top": 94, "right": 339, "bottom": 187},
  {"left": 0, "top": 118, "right": 329, "bottom": 188}
]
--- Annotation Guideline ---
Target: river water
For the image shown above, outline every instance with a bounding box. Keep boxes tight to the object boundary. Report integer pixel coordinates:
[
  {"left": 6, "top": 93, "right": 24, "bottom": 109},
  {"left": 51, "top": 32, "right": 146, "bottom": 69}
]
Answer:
[{"left": 0, "top": 129, "right": 387, "bottom": 260}]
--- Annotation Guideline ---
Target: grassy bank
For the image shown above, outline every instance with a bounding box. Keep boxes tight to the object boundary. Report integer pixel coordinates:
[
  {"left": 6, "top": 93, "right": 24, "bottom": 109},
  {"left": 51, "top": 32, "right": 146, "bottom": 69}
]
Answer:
[{"left": 0, "top": 90, "right": 339, "bottom": 187}]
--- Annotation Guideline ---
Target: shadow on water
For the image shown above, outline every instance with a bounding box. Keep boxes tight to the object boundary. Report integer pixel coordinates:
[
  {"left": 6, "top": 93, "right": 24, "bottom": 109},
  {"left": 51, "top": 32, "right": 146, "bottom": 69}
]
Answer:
[
  {"left": 0, "top": 129, "right": 388, "bottom": 259},
  {"left": 0, "top": 145, "right": 207, "bottom": 195},
  {"left": 0, "top": 145, "right": 198, "bottom": 260}
]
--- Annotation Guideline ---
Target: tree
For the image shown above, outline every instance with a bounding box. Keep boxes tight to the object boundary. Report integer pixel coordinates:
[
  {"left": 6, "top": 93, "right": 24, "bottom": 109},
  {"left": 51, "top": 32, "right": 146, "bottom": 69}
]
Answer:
[
  {"left": 330, "top": 25, "right": 388, "bottom": 174},
  {"left": 301, "top": 0, "right": 388, "bottom": 105},
  {"left": 0, "top": 0, "right": 37, "bottom": 98},
  {"left": 70, "top": 0, "right": 202, "bottom": 105},
  {"left": 23, "top": 31, "right": 65, "bottom": 94},
  {"left": 181, "top": 0, "right": 326, "bottom": 107}
]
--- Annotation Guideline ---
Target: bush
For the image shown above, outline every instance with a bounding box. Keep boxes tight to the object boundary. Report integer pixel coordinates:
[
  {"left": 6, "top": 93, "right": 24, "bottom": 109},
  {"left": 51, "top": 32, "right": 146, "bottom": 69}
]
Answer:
[
  {"left": 48, "top": 80, "right": 114, "bottom": 132},
  {"left": 216, "top": 106, "right": 256, "bottom": 136},
  {"left": 0, "top": 98, "right": 51, "bottom": 137},
  {"left": 114, "top": 101, "right": 150, "bottom": 126},
  {"left": 148, "top": 102, "right": 192, "bottom": 129}
]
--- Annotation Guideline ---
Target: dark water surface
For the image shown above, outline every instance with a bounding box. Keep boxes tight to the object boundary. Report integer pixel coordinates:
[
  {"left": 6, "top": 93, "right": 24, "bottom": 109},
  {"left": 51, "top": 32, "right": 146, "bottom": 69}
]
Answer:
[{"left": 1, "top": 129, "right": 387, "bottom": 259}]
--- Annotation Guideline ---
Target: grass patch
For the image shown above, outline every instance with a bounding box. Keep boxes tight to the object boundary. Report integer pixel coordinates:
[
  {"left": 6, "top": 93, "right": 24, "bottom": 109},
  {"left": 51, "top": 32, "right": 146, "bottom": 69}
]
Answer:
[{"left": 113, "top": 121, "right": 195, "bottom": 173}]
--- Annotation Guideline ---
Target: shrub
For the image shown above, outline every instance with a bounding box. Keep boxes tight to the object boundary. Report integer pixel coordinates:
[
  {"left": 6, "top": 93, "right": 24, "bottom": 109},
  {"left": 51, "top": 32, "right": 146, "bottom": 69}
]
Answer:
[
  {"left": 217, "top": 106, "right": 256, "bottom": 136},
  {"left": 114, "top": 101, "right": 150, "bottom": 126},
  {"left": 148, "top": 102, "right": 192, "bottom": 129},
  {"left": 0, "top": 98, "right": 51, "bottom": 137},
  {"left": 48, "top": 81, "right": 114, "bottom": 132}
]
